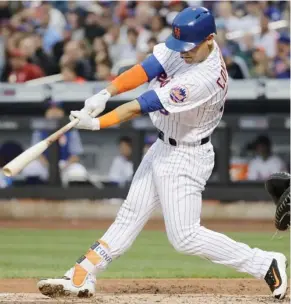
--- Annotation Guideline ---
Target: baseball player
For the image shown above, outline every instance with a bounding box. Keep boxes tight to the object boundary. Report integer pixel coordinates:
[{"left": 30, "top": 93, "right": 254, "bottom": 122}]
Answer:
[{"left": 38, "top": 7, "right": 288, "bottom": 300}]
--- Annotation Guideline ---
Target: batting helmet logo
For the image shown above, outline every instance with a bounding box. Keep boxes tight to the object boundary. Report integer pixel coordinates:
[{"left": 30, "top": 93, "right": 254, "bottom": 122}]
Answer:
[{"left": 174, "top": 27, "right": 181, "bottom": 39}]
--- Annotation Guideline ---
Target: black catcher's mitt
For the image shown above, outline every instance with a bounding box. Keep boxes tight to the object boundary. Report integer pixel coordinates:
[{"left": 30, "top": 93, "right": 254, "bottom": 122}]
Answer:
[{"left": 265, "top": 172, "right": 290, "bottom": 231}]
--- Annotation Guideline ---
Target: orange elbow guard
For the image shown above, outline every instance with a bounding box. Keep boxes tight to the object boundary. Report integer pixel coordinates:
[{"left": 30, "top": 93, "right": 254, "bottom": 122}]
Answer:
[
  {"left": 112, "top": 64, "right": 148, "bottom": 94},
  {"left": 99, "top": 110, "right": 120, "bottom": 129}
]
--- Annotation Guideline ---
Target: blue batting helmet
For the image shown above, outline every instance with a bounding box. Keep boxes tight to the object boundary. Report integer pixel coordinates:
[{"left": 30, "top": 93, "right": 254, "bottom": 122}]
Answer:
[{"left": 166, "top": 7, "right": 216, "bottom": 52}]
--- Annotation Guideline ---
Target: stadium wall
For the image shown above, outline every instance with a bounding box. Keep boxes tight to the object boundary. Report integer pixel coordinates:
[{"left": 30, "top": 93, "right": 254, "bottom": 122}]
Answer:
[{"left": 0, "top": 199, "right": 275, "bottom": 220}]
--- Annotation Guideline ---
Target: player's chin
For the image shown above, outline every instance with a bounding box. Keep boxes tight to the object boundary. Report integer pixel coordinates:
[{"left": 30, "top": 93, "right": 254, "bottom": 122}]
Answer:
[{"left": 181, "top": 57, "right": 193, "bottom": 64}]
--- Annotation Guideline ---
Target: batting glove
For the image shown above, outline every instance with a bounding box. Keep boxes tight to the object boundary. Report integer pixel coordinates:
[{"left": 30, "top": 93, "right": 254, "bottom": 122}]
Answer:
[
  {"left": 82, "top": 89, "right": 111, "bottom": 117},
  {"left": 69, "top": 109, "right": 100, "bottom": 131}
]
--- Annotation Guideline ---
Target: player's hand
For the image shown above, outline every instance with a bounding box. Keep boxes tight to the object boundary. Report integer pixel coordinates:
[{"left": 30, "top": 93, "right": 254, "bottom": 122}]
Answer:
[
  {"left": 69, "top": 110, "right": 100, "bottom": 131},
  {"left": 82, "top": 89, "right": 111, "bottom": 117}
]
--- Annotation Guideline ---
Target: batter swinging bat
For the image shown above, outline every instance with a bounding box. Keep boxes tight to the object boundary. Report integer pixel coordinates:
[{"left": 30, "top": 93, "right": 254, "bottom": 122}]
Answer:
[{"left": 2, "top": 118, "right": 79, "bottom": 177}]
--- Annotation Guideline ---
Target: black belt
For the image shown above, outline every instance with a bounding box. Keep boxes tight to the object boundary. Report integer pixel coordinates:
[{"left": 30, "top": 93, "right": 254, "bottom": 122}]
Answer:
[{"left": 158, "top": 130, "right": 210, "bottom": 147}]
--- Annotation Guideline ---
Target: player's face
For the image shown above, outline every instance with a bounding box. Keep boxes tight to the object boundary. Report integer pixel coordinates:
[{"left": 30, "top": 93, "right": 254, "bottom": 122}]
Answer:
[{"left": 180, "top": 37, "right": 214, "bottom": 64}]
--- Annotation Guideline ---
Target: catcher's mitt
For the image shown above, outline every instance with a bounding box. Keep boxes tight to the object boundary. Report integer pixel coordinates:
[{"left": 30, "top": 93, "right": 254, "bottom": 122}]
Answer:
[{"left": 265, "top": 172, "right": 290, "bottom": 231}]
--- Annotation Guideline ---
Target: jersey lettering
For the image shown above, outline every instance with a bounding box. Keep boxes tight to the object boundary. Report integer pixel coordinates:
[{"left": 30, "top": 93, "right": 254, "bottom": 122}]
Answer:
[
  {"left": 216, "top": 65, "right": 227, "bottom": 89},
  {"left": 217, "top": 51, "right": 228, "bottom": 92},
  {"left": 157, "top": 73, "right": 170, "bottom": 115}
]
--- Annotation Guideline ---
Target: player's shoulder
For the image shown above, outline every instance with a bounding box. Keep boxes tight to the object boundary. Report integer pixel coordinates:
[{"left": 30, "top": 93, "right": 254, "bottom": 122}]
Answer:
[
  {"left": 153, "top": 43, "right": 177, "bottom": 60},
  {"left": 153, "top": 42, "right": 170, "bottom": 54},
  {"left": 191, "top": 45, "right": 224, "bottom": 83}
]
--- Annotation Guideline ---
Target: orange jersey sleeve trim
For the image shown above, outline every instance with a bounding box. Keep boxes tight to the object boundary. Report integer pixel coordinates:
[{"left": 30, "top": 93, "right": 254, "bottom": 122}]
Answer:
[
  {"left": 98, "top": 110, "right": 120, "bottom": 129},
  {"left": 112, "top": 64, "right": 148, "bottom": 94}
]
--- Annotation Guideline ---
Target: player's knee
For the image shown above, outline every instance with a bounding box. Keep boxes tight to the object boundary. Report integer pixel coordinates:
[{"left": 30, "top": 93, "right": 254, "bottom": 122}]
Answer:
[{"left": 168, "top": 225, "right": 201, "bottom": 255}]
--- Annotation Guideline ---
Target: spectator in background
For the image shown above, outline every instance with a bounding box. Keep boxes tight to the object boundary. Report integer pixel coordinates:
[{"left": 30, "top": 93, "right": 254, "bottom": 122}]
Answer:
[
  {"left": 61, "top": 62, "right": 85, "bottom": 83},
  {"left": 18, "top": 33, "right": 58, "bottom": 76},
  {"left": 240, "top": 33, "right": 255, "bottom": 69},
  {"left": 105, "top": 24, "right": 123, "bottom": 65},
  {"left": 6, "top": 49, "right": 44, "bottom": 83},
  {"left": 216, "top": 1, "right": 241, "bottom": 32},
  {"left": 108, "top": 136, "right": 133, "bottom": 186},
  {"left": 147, "top": 36, "right": 158, "bottom": 54},
  {"left": 52, "top": 25, "right": 73, "bottom": 64},
  {"left": 22, "top": 100, "right": 87, "bottom": 185},
  {"left": 65, "top": 9, "right": 84, "bottom": 41},
  {"left": 0, "top": 1, "right": 289, "bottom": 82},
  {"left": 91, "top": 37, "right": 111, "bottom": 66},
  {"left": 254, "top": 8, "right": 278, "bottom": 59},
  {"left": 247, "top": 135, "right": 286, "bottom": 181},
  {"left": 38, "top": 1, "right": 66, "bottom": 36},
  {"left": 95, "top": 60, "right": 114, "bottom": 81},
  {"left": 240, "top": 1, "right": 260, "bottom": 32},
  {"left": 223, "top": 49, "right": 244, "bottom": 79},
  {"left": 167, "top": 1, "right": 189, "bottom": 14},
  {"left": 250, "top": 47, "right": 269, "bottom": 78},
  {"left": 0, "top": 1, "right": 12, "bottom": 20},
  {"left": 62, "top": 40, "right": 92, "bottom": 79},
  {"left": 150, "top": 15, "right": 171, "bottom": 43},
  {"left": 137, "top": 14, "right": 171, "bottom": 53},
  {"left": 35, "top": 3, "right": 63, "bottom": 55},
  {"left": 119, "top": 27, "right": 139, "bottom": 63},
  {"left": 271, "top": 34, "right": 290, "bottom": 79},
  {"left": 0, "top": 23, "right": 7, "bottom": 79},
  {"left": 215, "top": 21, "right": 241, "bottom": 56},
  {"left": 84, "top": 11, "right": 105, "bottom": 44}
]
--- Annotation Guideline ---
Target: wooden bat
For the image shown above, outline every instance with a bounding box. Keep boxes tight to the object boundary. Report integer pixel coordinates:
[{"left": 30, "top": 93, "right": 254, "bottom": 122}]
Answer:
[{"left": 2, "top": 118, "right": 79, "bottom": 177}]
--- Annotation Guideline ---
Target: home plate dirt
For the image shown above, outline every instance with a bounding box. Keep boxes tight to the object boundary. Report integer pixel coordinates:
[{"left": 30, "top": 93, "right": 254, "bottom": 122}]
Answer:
[
  {"left": 0, "top": 293, "right": 289, "bottom": 304},
  {"left": 0, "top": 279, "right": 289, "bottom": 304}
]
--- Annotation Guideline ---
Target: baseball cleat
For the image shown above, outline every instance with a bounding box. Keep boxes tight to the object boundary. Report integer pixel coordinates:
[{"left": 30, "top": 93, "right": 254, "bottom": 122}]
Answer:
[
  {"left": 37, "top": 268, "right": 96, "bottom": 298},
  {"left": 264, "top": 253, "right": 288, "bottom": 300}
]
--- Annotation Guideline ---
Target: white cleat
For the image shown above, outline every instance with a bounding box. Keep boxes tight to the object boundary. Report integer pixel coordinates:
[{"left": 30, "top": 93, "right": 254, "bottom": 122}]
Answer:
[
  {"left": 37, "top": 268, "right": 96, "bottom": 298},
  {"left": 264, "top": 253, "right": 288, "bottom": 300}
]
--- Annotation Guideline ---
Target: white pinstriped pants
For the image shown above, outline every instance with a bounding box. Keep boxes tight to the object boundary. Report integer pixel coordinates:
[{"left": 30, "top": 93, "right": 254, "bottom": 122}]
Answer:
[{"left": 101, "top": 139, "right": 273, "bottom": 279}]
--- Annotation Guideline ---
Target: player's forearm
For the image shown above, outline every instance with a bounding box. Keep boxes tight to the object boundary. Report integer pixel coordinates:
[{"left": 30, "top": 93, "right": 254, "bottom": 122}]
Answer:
[
  {"left": 108, "top": 65, "right": 148, "bottom": 96},
  {"left": 98, "top": 100, "right": 141, "bottom": 129},
  {"left": 107, "top": 55, "right": 164, "bottom": 96}
]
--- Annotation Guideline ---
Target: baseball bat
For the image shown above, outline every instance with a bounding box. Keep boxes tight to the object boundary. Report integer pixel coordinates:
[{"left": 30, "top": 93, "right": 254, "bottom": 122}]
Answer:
[{"left": 2, "top": 118, "right": 79, "bottom": 177}]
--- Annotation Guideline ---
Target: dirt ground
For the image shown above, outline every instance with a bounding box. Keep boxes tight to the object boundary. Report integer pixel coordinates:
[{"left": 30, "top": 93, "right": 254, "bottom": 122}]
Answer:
[
  {"left": 0, "top": 278, "right": 289, "bottom": 304},
  {"left": 0, "top": 219, "right": 288, "bottom": 304}
]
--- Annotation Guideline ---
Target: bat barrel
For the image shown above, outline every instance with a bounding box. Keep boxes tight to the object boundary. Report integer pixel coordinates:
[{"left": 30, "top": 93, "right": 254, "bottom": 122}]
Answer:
[
  {"left": 3, "top": 167, "right": 12, "bottom": 177},
  {"left": 2, "top": 119, "right": 79, "bottom": 177},
  {"left": 2, "top": 141, "right": 49, "bottom": 177}
]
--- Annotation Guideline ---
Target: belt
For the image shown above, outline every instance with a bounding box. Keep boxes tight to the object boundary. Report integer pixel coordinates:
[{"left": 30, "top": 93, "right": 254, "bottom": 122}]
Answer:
[{"left": 158, "top": 130, "right": 210, "bottom": 147}]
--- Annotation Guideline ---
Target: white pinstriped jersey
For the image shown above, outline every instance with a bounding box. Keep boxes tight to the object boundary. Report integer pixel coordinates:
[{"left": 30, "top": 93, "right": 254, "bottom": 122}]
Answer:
[
  {"left": 76, "top": 39, "right": 275, "bottom": 286},
  {"left": 149, "top": 41, "right": 228, "bottom": 143}
]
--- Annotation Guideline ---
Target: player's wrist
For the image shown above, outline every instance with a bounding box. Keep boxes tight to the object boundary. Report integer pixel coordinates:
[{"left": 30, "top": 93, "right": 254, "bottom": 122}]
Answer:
[
  {"left": 99, "top": 89, "right": 111, "bottom": 98},
  {"left": 92, "top": 118, "right": 100, "bottom": 131},
  {"left": 105, "top": 85, "right": 117, "bottom": 97}
]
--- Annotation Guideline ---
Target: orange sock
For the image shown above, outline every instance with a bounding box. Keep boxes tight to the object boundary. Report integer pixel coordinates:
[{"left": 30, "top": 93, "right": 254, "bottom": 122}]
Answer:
[{"left": 72, "top": 240, "right": 112, "bottom": 287}]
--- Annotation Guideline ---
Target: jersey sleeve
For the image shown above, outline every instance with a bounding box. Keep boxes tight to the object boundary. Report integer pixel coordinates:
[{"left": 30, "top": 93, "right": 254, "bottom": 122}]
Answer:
[
  {"left": 152, "top": 43, "right": 176, "bottom": 75},
  {"left": 153, "top": 71, "right": 215, "bottom": 114}
]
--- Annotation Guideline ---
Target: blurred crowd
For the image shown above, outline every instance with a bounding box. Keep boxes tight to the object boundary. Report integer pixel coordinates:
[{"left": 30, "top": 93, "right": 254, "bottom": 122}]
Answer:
[{"left": 0, "top": 0, "right": 290, "bottom": 84}]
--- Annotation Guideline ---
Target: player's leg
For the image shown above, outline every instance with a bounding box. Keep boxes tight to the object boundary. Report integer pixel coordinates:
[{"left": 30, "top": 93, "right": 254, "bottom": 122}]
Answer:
[
  {"left": 38, "top": 144, "right": 159, "bottom": 297},
  {"left": 153, "top": 142, "right": 288, "bottom": 299}
]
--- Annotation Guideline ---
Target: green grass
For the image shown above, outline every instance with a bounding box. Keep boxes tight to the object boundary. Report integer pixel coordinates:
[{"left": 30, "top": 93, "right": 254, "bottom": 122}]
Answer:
[{"left": 0, "top": 229, "right": 289, "bottom": 279}]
